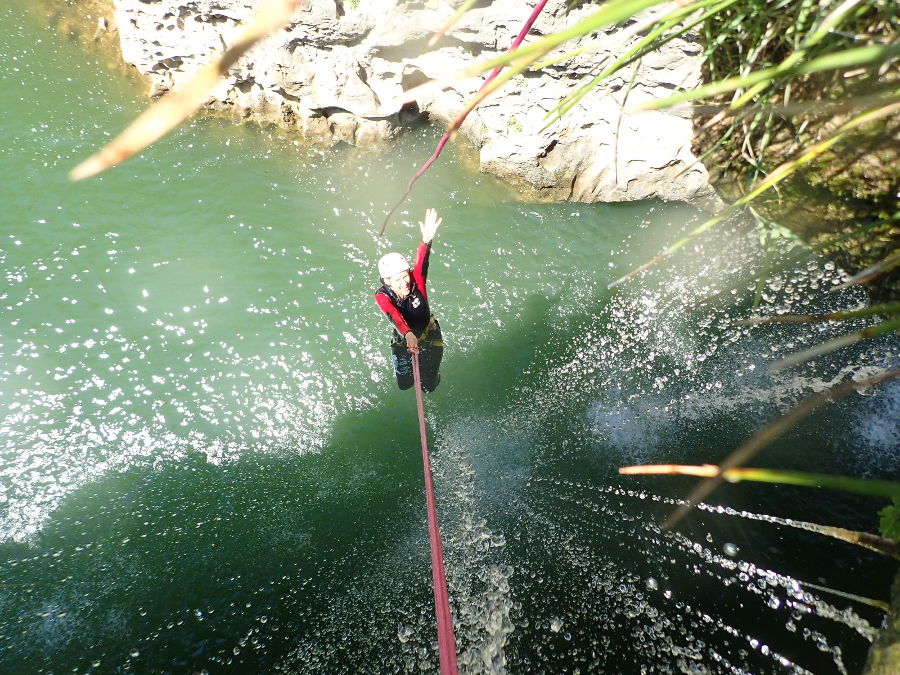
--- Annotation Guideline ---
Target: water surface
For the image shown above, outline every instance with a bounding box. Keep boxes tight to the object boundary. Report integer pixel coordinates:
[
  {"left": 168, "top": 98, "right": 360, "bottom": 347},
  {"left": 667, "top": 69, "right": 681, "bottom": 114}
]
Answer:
[{"left": 1, "top": 7, "right": 898, "bottom": 674}]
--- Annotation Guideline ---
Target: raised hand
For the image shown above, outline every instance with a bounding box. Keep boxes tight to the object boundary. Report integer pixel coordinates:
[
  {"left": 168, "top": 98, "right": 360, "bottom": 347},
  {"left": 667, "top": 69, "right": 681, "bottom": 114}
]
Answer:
[{"left": 419, "top": 208, "right": 442, "bottom": 244}]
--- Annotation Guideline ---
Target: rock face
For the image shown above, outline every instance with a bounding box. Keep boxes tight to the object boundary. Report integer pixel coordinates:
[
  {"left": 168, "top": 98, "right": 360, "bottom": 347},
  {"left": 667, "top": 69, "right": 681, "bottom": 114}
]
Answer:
[
  {"left": 112, "top": 0, "right": 721, "bottom": 209},
  {"left": 865, "top": 570, "right": 900, "bottom": 675}
]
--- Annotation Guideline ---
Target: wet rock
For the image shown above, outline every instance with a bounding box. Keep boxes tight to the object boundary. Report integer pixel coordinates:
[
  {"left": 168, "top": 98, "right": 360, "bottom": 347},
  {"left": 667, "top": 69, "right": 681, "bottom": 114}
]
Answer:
[
  {"left": 109, "top": 0, "right": 722, "bottom": 209},
  {"left": 864, "top": 570, "right": 900, "bottom": 675}
]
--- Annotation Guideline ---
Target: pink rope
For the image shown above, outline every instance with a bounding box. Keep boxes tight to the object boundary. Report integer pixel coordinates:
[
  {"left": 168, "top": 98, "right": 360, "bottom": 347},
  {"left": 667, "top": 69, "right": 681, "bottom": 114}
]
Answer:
[
  {"left": 411, "top": 351, "right": 458, "bottom": 675},
  {"left": 380, "top": 0, "right": 550, "bottom": 234}
]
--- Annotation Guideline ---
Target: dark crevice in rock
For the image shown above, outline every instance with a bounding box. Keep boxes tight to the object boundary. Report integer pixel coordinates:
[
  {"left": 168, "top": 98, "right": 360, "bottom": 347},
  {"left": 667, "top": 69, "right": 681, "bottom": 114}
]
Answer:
[
  {"left": 400, "top": 66, "right": 430, "bottom": 93},
  {"left": 538, "top": 139, "right": 558, "bottom": 158},
  {"left": 275, "top": 87, "right": 301, "bottom": 104},
  {"left": 371, "top": 36, "right": 479, "bottom": 62},
  {"left": 396, "top": 101, "right": 424, "bottom": 126},
  {"left": 311, "top": 106, "right": 352, "bottom": 118},
  {"left": 234, "top": 77, "right": 255, "bottom": 94},
  {"left": 151, "top": 56, "right": 183, "bottom": 71}
]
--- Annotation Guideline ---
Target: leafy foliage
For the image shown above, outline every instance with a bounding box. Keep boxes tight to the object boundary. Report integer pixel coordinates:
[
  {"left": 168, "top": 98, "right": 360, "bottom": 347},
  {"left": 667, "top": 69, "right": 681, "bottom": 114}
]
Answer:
[{"left": 880, "top": 497, "right": 900, "bottom": 541}]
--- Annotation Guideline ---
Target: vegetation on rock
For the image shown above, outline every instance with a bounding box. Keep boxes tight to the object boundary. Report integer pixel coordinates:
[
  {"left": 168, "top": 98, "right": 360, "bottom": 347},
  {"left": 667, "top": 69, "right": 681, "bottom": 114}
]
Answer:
[{"left": 691, "top": 0, "right": 899, "bottom": 302}]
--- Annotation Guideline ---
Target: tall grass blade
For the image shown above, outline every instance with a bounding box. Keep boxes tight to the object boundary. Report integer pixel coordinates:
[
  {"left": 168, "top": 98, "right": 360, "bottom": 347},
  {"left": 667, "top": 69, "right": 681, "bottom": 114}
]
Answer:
[
  {"left": 802, "top": 0, "right": 866, "bottom": 48},
  {"left": 635, "top": 42, "right": 900, "bottom": 112},
  {"left": 608, "top": 99, "right": 900, "bottom": 288},
  {"left": 658, "top": 369, "right": 900, "bottom": 528},
  {"left": 771, "top": 316, "right": 900, "bottom": 371},
  {"left": 830, "top": 250, "right": 900, "bottom": 292},
  {"left": 619, "top": 464, "right": 900, "bottom": 499},
  {"left": 799, "top": 580, "right": 889, "bottom": 612},
  {"left": 614, "top": 62, "right": 642, "bottom": 185},
  {"left": 619, "top": 464, "right": 900, "bottom": 558},
  {"left": 737, "top": 302, "right": 900, "bottom": 325},
  {"left": 70, "top": 0, "right": 303, "bottom": 181}
]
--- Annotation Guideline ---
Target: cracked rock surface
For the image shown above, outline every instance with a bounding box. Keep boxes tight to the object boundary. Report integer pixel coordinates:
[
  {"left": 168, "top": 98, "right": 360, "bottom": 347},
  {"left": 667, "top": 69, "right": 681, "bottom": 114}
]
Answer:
[{"left": 113, "top": 0, "right": 722, "bottom": 208}]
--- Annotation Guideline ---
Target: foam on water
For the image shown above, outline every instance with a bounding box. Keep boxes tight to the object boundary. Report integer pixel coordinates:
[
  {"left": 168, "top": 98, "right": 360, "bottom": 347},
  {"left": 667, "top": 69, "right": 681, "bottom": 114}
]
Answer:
[
  {"left": 843, "top": 380, "right": 900, "bottom": 475},
  {"left": 522, "top": 477, "right": 884, "bottom": 674},
  {"left": 405, "top": 221, "right": 899, "bottom": 673}
]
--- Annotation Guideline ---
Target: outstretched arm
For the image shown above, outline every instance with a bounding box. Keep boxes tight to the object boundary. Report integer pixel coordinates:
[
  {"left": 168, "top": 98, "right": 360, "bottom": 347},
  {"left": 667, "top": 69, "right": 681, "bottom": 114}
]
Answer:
[
  {"left": 419, "top": 208, "right": 442, "bottom": 244},
  {"left": 375, "top": 292, "right": 418, "bottom": 351}
]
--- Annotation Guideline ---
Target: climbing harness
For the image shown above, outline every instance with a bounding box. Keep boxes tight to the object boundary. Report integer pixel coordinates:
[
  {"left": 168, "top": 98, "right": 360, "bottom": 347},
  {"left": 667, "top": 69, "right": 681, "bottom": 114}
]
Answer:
[
  {"left": 380, "top": 0, "right": 550, "bottom": 235},
  {"left": 417, "top": 315, "right": 444, "bottom": 348},
  {"left": 391, "top": 315, "right": 443, "bottom": 349},
  {"left": 411, "top": 349, "right": 458, "bottom": 674}
]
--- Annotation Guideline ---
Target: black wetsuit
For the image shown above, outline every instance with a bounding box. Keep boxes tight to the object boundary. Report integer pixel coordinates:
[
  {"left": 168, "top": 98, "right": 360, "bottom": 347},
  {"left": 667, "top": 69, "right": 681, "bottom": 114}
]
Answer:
[{"left": 374, "top": 241, "right": 443, "bottom": 392}]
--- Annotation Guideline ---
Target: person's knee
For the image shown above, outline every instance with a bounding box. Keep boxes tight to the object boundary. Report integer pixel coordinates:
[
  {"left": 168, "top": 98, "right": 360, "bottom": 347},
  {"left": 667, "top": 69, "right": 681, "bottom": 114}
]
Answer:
[
  {"left": 392, "top": 354, "right": 412, "bottom": 378},
  {"left": 421, "top": 372, "right": 441, "bottom": 392}
]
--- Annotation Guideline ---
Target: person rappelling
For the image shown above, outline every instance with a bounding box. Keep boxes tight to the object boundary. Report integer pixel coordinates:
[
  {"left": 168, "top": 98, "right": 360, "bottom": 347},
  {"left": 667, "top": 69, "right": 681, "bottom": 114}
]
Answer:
[{"left": 375, "top": 208, "right": 444, "bottom": 392}]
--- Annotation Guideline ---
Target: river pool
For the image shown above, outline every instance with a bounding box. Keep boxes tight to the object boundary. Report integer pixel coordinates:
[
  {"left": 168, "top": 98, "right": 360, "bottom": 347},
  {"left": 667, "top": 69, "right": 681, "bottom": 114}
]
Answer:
[{"left": 1, "top": 5, "right": 898, "bottom": 674}]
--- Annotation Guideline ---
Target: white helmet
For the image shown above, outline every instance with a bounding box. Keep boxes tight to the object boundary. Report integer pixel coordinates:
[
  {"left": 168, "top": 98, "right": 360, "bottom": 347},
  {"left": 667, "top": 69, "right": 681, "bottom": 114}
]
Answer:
[{"left": 378, "top": 252, "right": 409, "bottom": 279}]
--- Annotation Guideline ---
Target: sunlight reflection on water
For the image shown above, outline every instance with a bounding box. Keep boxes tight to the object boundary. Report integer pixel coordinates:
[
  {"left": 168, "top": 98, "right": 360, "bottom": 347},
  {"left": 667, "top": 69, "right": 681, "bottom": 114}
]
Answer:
[{"left": 1, "top": 5, "right": 897, "bottom": 673}]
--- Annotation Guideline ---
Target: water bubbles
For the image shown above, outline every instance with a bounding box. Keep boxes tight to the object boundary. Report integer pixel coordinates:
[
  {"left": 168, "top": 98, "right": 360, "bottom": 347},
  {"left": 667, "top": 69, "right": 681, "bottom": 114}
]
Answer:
[
  {"left": 0, "top": 19, "right": 893, "bottom": 671},
  {"left": 723, "top": 543, "right": 739, "bottom": 557}
]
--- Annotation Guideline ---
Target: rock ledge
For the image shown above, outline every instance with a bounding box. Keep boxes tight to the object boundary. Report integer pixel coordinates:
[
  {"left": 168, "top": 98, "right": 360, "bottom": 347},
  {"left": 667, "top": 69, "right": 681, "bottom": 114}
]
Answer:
[{"left": 112, "top": 0, "right": 722, "bottom": 209}]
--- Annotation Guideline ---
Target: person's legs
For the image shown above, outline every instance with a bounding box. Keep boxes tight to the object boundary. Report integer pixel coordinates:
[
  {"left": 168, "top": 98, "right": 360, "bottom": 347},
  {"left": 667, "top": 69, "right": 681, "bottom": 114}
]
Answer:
[
  {"left": 418, "top": 321, "right": 443, "bottom": 392},
  {"left": 418, "top": 344, "right": 443, "bottom": 392},
  {"left": 390, "top": 339, "right": 414, "bottom": 390}
]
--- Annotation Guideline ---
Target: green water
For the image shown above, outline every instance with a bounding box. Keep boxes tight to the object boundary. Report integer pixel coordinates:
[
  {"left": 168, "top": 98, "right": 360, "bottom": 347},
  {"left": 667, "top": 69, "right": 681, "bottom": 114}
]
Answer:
[{"left": 2, "top": 6, "right": 898, "bottom": 674}]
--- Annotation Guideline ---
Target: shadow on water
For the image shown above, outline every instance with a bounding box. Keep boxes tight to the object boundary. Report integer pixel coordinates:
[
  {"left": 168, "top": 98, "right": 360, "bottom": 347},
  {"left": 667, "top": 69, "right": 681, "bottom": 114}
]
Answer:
[
  {"left": 0, "top": 403, "right": 428, "bottom": 671},
  {"left": 419, "top": 281, "right": 896, "bottom": 674},
  {"left": 0, "top": 290, "right": 564, "bottom": 673},
  {"left": 0, "top": 230, "right": 896, "bottom": 674}
]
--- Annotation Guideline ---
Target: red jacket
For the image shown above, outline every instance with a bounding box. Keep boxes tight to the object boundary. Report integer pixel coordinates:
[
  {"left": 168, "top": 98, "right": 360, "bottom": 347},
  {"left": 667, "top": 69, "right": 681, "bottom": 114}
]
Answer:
[{"left": 375, "top": 241, "right": 433, "bottom": 338}]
